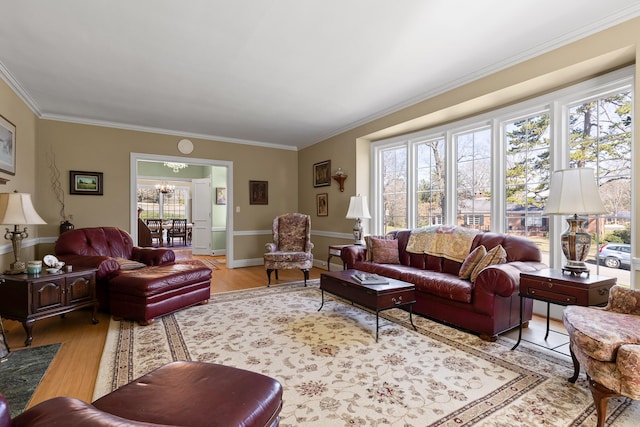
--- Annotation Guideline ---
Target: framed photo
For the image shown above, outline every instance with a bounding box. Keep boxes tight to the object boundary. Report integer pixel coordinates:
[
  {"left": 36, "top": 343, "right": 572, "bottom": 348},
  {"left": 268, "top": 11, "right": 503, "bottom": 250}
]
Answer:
[
  {"left": 0, "top": 114, "right": 16, "bottom": 175},
  {"left": 215, "top": 187, "right": 227, "bottom": 205},
  {"left": 249, "top": 180, "right": 268, "bottom": 205},
  {"left": 316, "top": 193, "right": 328, "bottom": 216},
  {"left": 70, "top": 171, "right": 103, "bottom": 195},
  {"left": 313, "top": 160, "right": 331, "bottom": 187}
]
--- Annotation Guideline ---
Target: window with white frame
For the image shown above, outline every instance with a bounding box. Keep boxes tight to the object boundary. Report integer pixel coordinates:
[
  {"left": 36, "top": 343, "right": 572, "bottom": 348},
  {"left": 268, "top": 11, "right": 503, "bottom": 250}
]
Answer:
[
  {"left": 456, "top": 126, "right": 491, "bottom": 231},
  {"left": 416, "top": 137, "right": 445, "bottom": 228},
  {"left": 371, "top": 67, "right": 633, "bottom": 283},
  {"left": 504, "top": 112, "right": 551, "bottom": 237}
]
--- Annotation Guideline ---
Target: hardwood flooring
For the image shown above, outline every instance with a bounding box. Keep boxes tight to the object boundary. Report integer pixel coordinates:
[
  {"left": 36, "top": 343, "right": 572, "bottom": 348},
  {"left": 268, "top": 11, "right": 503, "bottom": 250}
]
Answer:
[
  {"left": 2, "top": 257, "right": 322, "bottom": 409},
  {"left": 2, "top": 258, "right": 566, "bottom": 411}
]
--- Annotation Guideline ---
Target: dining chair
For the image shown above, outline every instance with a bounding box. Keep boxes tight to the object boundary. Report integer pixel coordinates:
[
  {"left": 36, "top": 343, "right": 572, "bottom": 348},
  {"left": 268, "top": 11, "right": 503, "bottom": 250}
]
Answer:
[
  {"left": 145, "top": 218, "right": 163, "bottom": 247},
  {"left": 167, "top": 219, "right": 188, "bottom": 246}
]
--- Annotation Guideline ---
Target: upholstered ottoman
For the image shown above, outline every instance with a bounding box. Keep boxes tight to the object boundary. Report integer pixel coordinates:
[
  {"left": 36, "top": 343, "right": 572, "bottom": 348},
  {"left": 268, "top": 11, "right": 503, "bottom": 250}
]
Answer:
[
  {"left": 93, "top": 361, "right": 283, "bottom": 427},
  {"left": 108, "top": 261, "right": 212, "bottom": 324}
]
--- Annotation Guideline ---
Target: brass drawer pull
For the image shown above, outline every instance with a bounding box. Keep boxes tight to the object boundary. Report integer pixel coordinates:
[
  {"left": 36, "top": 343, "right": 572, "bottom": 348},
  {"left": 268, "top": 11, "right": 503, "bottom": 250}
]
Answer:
[{"left": 392, "top": 296, "right": 403, "bottom": 305}]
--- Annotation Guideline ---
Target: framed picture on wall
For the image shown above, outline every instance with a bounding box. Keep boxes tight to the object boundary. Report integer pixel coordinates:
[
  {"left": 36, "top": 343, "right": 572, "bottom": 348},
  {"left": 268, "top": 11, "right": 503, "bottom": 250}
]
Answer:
[
  {"left": 216, "top": 187, "right": 227, "bottom": 205},
  {"left": 0, "top": 114, "right": 16, "bottom": 175},
  {"left": 313, "top": 160, "right": 331, "bottom": 187},
  {"left": 249, "top": 180, "right": 268, "bottom": 204},
  {"left": 316, "top": 193, "right": 328, "bottom": 216},
  {"left": 70, "top": 171, "right": 103, "bottom": 195}
]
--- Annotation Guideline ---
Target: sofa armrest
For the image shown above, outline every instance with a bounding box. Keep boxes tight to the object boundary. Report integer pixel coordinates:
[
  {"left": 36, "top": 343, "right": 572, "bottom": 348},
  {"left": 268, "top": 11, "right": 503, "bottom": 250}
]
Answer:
[
  {"left": 55, "top": 255, "right": 120, "bottom": 281},
  {"left": 473, "top": 261, "right": 547, "bottom": 315},
  {"left": 131, "top": 247, "right": 175, "bottom": 266},
  {"left": 11, "top": 396, "right": 167, "bottom": 427},
  {"left": 341, "top": 245, "right": 367, "bottom": 269}
]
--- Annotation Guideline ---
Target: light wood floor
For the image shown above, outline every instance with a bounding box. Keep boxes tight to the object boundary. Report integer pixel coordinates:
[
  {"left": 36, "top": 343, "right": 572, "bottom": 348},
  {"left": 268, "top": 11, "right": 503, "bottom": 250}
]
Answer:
[
  {"left": 3, "top": 259, "right": 566, "bottom": 410},
  {"left": 3, "top": 258, "right": 322, "bottom": 409}
]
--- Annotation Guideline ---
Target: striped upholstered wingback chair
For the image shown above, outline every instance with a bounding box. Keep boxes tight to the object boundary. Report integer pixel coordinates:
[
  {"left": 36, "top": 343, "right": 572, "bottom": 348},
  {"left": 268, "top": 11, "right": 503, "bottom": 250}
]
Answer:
[
  {"left": 563, "top": 285, "right": 640, "bottom": 427},
  {"left": 264, "top": 213, "right": 314, "bottom": 286}
]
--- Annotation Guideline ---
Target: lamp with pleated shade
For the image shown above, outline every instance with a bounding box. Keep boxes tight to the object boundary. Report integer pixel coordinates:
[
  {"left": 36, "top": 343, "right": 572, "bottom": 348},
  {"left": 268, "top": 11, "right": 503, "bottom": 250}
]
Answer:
[{"left": 542, "top": 168, "right": 607, "bottom": 275}]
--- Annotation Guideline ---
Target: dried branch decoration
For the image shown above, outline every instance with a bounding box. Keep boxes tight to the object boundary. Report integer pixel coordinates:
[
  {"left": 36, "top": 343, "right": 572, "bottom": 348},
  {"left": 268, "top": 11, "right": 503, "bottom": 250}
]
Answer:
[{"left": 46, "top": 146, "right": 66, "bottom": 221}]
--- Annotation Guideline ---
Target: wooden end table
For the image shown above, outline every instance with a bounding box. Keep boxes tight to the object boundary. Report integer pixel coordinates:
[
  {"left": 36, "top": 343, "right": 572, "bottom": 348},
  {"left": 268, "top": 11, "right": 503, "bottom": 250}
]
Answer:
[
  {"left": 0, "top": 268, "right": 99, "bottom": 346},
  {"left": 319, "top": 269, "right": 416, "bottom": 341},
  {"left": 327, "top": 244, "right": 352, "bottom": 271},
  {"left": 511, "top": 268, "right": 616, "bottom": 350}
]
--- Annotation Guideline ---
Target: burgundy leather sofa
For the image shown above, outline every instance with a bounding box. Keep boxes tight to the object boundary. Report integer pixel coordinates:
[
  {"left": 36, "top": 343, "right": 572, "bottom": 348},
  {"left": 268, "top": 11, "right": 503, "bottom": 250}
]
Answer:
[
  {"left": 341, "top": 228, "right": 547, "bottom": 340},
  {"left": 3, "top": 361, "right": 283, "bottom": 427},
  {"left": 55, "top": 227, "right": 212, "bottom": 325}
]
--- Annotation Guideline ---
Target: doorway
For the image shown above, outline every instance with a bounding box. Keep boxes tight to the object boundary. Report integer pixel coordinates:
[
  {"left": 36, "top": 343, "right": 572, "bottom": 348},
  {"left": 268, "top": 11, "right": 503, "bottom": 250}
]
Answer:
[{"left": 130, "top": 152, "right": 234, "bottom": 267}]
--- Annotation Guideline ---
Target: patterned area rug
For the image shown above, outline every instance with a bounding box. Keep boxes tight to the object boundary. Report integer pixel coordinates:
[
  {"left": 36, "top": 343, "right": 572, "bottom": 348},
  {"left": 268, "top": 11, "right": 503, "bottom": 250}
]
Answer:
[
  {"left": 94, "top": 281, "right": 638, "bottom": 426},
  {"left": 0, "top": 343, "right": 61, "bottom": 417}
]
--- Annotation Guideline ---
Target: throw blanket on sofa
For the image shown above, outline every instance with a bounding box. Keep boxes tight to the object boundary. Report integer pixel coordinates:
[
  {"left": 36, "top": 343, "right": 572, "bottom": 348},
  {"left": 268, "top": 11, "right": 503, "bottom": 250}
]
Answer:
[{"left": 406, "top": 225, "right": 479, "bottom": 262}]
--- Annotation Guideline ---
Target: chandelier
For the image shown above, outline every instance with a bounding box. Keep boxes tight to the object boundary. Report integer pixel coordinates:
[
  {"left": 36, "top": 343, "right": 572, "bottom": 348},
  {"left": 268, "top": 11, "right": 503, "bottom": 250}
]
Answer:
[
  {"left": 164, "top": 162, "right": 188, "bottom": 173},
  {"left": 155, "top": 182, "right": 175, "bottom": 194}
]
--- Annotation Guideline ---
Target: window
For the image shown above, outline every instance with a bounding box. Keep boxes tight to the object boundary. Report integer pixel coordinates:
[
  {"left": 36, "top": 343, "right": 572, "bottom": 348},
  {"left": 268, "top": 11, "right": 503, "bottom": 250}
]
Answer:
[
  {"left": 456, "top": 127, "right": 491, "bottom": 231},
  {"left": 416, "top": 137, "right": 445, "bottom": 227},
  {"left": 568, "top": 89, "right": 632, "bottom": 257},
  {"left": 372, "top": 67, "right": 633, "bottom": 284},
  {"left": 504, "top": 112, "right": 550, "bottom": 237},
  {"left": 137, "top": 185, "right": 190, "bottom": 221},
  {"left": 381, "top": 146, "right": 407, "bottom": 233}
]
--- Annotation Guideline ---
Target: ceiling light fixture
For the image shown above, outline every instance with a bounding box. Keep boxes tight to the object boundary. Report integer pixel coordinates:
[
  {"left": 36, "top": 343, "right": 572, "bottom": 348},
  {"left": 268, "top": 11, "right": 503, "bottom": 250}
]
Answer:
[{"left": 164, "top": 162, "right": 188, "bottom": 173}]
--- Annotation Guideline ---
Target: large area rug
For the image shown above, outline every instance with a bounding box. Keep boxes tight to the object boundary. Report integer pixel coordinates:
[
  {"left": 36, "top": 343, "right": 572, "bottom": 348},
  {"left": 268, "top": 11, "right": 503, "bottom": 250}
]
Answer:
[
  {"left": 0, "top": 343, "right": 61, "bottom": 417},
  {"left": 94, "top": 281, "right": 638, "bottom": 426}
]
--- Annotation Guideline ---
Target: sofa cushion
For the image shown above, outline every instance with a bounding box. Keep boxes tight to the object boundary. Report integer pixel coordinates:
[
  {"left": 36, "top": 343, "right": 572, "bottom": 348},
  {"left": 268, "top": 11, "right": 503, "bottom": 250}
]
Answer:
[
  {"left": 370, "top": 237, "right": 400, "bottom": 264},
  {"left": 404, "top": 270, "right": 474, "bottom": 303},
  {"left": 459, "top": 245, "right": 487, "bottom": 280},
  {"left": 115, "top": 258, "right": 147, "bottom": 270},
  {"left": 470, "top": 244, "right": 507, "bottom": 282},
  {"left": 364, "top": 235, "right": 395, "bottom": 261}
]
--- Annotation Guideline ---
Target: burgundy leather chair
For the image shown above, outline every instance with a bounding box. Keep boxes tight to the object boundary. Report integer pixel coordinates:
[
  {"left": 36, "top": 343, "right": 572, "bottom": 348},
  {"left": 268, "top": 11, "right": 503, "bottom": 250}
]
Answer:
[
  {"left": 55, "top": 227, "right": 211, "bottom": 325},
  {"left": 4, "top": 361, "right": 283, "bottom": 427}
]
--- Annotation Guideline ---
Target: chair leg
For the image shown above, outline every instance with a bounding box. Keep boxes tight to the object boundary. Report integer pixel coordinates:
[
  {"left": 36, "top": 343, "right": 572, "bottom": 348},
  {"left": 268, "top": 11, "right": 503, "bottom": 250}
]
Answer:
[
  {"left": 587, "top": 375, "right": 620, "bottom": 427},
  {"left": 568, "top": 346, "right": 580, "bottom": 383},
  {"left": 302, "top": 269, "right": 309, "bottom": 286},
  {"left": 266, "top": 269, "right": 273, "bottom": 287}
]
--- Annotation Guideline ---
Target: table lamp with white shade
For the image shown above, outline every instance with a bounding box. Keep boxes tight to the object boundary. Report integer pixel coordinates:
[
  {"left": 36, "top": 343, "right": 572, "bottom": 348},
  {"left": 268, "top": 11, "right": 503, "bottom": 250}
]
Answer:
[
  {"left": 345, "top": 195, "right": 371, "bottom": 245},
  {"left": 542, "top": 168, "right": 607, "bottom": 275},
  {"left": 0, "top": 192, "right": 47, "bottom": 274}
]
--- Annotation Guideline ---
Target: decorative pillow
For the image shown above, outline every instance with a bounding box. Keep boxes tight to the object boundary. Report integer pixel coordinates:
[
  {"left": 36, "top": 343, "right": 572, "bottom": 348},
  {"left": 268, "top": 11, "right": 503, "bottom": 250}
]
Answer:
[
  {"left": 459, "top": 245, "right": 487, "bottom": 280},
  {"left": 364, "top": 235, "right": 395, "bottom": 261},
  {"left": 115, "top": 257, "right": 147, "bottom": 270},
  {"left": 470, "top": 245, "right": 507, "bottom": 282},
  {"left": 370, "top": 237, "right": 400, "bottom": 264}
]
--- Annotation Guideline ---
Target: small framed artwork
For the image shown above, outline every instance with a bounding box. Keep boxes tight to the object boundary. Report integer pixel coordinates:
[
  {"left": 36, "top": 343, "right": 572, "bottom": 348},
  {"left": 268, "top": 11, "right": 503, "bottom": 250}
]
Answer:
[
  {"left": 0, "top": 114, "right": 16, "bottom": 175},
  {"left": 70, "top": 170, "right": 103, "bottom": 195},
  {"left": 249, "top": 180, "right": 268, "bottom": 205},
  {"left": 317, "top": 193, "right": 328, "bottom": 216},
  {"left": 313, "top": 160, "right": 331, "bottom": 187},
  {"left": 215, "top": 187, "right": 227, "bottom": 205}
]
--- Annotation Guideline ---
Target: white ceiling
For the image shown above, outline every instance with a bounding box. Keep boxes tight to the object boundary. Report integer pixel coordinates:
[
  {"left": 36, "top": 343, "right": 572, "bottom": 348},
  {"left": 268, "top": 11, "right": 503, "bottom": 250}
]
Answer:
[{"left": 1, "top": 1, "right": 639, "bottom": 150}]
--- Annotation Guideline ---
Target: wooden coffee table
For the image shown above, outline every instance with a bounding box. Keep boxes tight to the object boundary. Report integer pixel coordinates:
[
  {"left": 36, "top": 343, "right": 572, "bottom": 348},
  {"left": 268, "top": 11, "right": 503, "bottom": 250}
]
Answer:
[{"left": 319, "top": 269, "right": 416, "bottom": 341}]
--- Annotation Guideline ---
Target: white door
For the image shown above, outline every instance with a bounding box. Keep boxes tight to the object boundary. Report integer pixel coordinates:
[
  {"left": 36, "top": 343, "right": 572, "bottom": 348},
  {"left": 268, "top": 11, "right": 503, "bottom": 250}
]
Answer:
[{"left": 192, "top": 178, "right": 212, "bottom": 255}]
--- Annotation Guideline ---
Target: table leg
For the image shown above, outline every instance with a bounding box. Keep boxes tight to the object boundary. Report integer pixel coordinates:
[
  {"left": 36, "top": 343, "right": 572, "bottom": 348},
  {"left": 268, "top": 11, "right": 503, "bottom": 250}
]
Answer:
[
  {"left": 511, "top": 295, "right": 524, "bottom": 350},
  {"left": 327, "top": 256, "right": 331, "bottom": 272},
  {"left": 318, "top": 289, "right": 325, "bottom": 311},
  {"left": 375, "top": 310, "right": 379, "bottom": 342},
  {"left": 22, "top": 320, "right": 34, "bottom": 347},
  {"left": 409, "top": 305, "right": 416, "bottom": 331},
  {"left": 544, "top": 302, "right": 550, "bottom": 340}
]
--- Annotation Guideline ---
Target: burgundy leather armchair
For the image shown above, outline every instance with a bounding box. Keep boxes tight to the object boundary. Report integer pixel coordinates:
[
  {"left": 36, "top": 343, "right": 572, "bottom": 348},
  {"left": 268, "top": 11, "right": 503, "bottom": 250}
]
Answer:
[{"left": 55, "top": 227, "right": 211, "bottom": 324}]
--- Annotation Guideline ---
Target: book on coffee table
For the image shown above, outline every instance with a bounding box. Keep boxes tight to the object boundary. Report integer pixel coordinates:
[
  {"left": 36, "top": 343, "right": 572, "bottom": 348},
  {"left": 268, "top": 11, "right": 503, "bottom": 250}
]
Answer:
[{"left": 352, "top": 272, "right": 389, "bottom": 285}]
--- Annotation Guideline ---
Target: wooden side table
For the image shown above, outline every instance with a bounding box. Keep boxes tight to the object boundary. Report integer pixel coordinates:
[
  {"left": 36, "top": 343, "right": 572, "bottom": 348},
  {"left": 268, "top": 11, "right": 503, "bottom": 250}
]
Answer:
[
  {"left": 327, "top": 244, "right": 352, "bottom": 271},
  {"left": 0, "top": 268, "right": 98, "bottom": 346},
  {"left": 511, "top": 268, "right": 616, "bottom": 350}
]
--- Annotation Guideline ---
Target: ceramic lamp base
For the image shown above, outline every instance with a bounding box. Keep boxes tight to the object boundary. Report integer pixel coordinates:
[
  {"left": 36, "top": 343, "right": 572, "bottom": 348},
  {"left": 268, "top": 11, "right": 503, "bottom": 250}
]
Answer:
[{"left": 560, "top": 215, "right": 592, "bottom": 273}]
